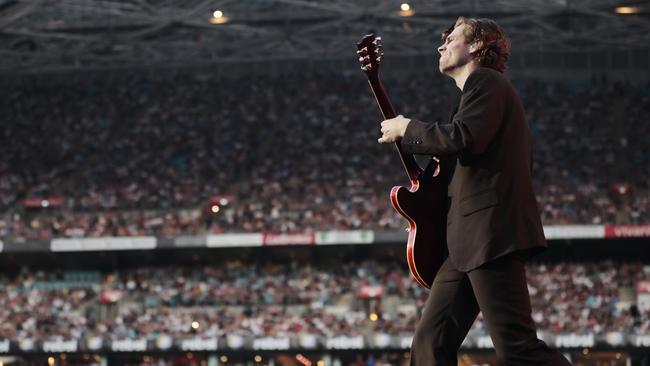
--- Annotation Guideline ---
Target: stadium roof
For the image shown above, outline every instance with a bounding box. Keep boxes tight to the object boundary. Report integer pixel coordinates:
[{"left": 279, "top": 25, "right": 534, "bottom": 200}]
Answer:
[{"left": 1, "top": 0, "right": 649, "bottom": 72}]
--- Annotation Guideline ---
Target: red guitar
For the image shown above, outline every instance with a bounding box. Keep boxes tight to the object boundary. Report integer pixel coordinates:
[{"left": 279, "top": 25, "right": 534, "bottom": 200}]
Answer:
[{"left": 357, "top": 34, "right": 448, "bottom": 289}]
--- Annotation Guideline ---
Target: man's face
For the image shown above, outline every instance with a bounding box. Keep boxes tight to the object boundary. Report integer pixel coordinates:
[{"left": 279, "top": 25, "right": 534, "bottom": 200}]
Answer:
[{"left": 437, "top": 23, "right": 473, "bottom": 74}]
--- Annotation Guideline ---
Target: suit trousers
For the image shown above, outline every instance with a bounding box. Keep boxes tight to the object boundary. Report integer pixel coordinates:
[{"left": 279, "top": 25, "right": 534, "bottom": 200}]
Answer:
[{"left": 409, "top": 252, "right": 572, "bottom": 366}]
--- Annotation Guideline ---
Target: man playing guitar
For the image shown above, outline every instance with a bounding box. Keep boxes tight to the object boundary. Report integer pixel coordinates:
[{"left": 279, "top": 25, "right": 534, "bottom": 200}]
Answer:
[{"left": 377, "top": 17, "right": 573, "bottom": 365}]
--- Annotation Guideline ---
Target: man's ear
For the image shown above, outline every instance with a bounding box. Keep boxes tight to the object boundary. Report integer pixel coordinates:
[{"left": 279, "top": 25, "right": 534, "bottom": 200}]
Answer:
[{"left": 470, "top": 40, "right": 483, "bottom": 53}]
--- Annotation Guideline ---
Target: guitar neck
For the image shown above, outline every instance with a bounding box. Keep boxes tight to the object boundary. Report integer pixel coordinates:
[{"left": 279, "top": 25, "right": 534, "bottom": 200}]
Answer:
[{"left": 367, "top": 74, "right": 422, "bottom": 181}]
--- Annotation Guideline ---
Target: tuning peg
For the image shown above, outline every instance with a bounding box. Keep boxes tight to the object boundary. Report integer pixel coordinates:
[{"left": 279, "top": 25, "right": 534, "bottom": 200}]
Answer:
[
  {"left": 358, "top": 55, "right": 372, "bottom": 64},
  {"left": 357, "top": 47, "right": 368, "bottom": 56}
]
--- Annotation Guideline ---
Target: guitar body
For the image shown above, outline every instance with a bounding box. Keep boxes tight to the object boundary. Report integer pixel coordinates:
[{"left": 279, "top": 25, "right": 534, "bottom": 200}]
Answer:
[
  {"left": 357, "top": 34, "right": 448, "bottom": 289},
  {"left": 390, "top": 165, "right": 448, "bottom": 289}
]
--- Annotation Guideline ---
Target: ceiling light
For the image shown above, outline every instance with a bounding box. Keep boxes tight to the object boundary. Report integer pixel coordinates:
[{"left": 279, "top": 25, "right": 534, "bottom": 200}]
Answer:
[{"left": 615, "top": 6, "right": 639, "bottom": 14}]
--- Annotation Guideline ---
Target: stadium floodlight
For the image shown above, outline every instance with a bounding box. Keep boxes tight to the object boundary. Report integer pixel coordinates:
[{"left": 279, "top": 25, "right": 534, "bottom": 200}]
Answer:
[
  {"left": 210, "top": 9, "right": 230, "bottom": 24},
  {"left": 399, "top": 3, "right": 414, "bottom": 16},
  {"left": 615, "top": 6, "right": 640, "bottom": 14}
]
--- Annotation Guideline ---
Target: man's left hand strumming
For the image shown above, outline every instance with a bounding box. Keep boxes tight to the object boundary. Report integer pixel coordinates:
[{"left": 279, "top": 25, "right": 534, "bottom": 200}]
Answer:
[{"left": 378, "top": 115, "right": 411, "bottom": 144}]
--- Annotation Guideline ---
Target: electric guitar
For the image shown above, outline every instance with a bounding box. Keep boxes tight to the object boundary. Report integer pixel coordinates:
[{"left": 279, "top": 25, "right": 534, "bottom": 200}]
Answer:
[{"left": 357, "top": 34, "right": 448, "bottom": 289}]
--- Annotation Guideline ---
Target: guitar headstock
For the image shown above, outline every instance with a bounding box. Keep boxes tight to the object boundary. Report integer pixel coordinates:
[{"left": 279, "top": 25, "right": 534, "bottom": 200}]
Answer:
[{"left": 356, "top": 33, "right": 383, "bottom": 76}]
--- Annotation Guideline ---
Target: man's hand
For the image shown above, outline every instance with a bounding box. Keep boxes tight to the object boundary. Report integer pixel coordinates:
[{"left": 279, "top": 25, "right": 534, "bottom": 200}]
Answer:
[{"left": 378, "top": 115, "right": 411, "bottom": 144}]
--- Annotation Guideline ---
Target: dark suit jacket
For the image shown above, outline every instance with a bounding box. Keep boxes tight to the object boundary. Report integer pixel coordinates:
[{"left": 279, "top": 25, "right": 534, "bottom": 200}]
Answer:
[{"left": 401, "top": 67, "right": 546, "bottom": 271}]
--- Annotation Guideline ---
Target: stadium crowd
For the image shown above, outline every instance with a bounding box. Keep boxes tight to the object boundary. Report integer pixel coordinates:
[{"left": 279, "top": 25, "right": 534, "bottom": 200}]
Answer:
[
  {"left": 1, "top": 260, "right": 649, "bottom": 342},
  {"left": 1, "top": 70, "right": 649, "bottom": 239}
]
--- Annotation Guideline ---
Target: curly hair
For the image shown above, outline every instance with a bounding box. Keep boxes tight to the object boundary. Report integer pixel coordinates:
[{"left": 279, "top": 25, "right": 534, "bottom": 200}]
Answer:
[{"left": 442, "top": 17, "right": 511, "bottom": 73}]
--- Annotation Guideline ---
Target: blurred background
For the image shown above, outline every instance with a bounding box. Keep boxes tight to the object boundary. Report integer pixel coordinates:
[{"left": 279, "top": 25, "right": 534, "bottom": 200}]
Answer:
[{"left": 1, "top": 0, "right": 650, "bottom": 365}]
